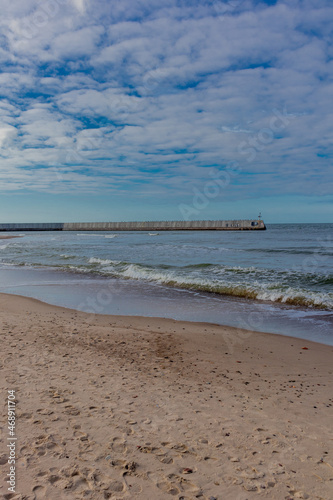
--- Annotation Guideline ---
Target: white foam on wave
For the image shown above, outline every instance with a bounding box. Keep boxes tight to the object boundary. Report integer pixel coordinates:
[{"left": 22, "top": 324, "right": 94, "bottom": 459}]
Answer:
[
  {"left": 116, "top": 263, "right": 333, "bottom": 309},
  {"left": 257, "top": 286, "right": 333, "bottom": 309},
  {"left": 88, "top": 257, "right": 121, "bottom": 266},
  {"left": 77, "top": 233, "right": 106, "bottom": 237},
  {"left": 121, "top": 263, "right": 210, "bottom": 288}
]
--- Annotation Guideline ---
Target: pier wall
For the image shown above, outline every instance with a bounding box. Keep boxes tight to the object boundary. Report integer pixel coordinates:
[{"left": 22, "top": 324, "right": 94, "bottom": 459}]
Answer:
[
  {"left": 63, "top": 220, "right": 266, "bottom": 231},
  {"left": 0, "top": 220, "right": 266, "bottom": 231},
  {"left": 0, "top": 223, "right": 63, "bottom": 231}
]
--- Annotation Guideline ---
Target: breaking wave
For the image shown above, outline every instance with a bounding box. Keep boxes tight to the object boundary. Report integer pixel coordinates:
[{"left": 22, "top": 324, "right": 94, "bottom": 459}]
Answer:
[
  {"left": 1, "top": 224, "right": 332, "bottom": 312},
  {"left": 80, "top": 258, "right": 333, "bottom": 310}
]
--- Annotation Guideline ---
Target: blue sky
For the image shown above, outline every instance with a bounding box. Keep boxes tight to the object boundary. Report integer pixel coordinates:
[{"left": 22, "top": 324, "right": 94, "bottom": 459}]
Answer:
[{"left": 0, "top": 0, "right": 332, "bottom": 222}]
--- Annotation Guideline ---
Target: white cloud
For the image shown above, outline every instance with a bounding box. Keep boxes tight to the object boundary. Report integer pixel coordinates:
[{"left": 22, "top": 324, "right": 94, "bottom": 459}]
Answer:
[
  {"left": 52, "top": 25, "right": 103, "bottom": 58},
  {"left": 72, "top": 0, "right": 88, "bottom": 15},
  {"left": 0, "top": 0, "right": 331, "bottom": 199},
  {"left": 0, "top": 125, "right": 17, "bottom": 148}
]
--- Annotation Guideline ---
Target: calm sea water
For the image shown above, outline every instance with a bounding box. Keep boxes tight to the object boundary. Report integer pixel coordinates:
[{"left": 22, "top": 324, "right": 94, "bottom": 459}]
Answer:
[{"left": 0, "top": 223, "right": 332, "bottom": 343}]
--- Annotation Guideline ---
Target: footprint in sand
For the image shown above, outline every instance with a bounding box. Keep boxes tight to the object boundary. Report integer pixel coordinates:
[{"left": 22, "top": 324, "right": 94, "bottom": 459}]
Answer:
[
  {"left": 63, "top": 405, "right": 80, "bottom": 416},
  {"left": 47, "top": 474, "right": 61, "bottom": 485},
  {"left": 18, "top": 411, "right": 34, "bottom": 420},
  {"left": 122, "top": 473, "right": 144, "bottom": 495},
  {"left": 74, "top": 430, "right": 89, "bottom": 441},
  {"left": 36, "top": 408, "right": 54, "bottom": 416},
  {"left": 168, "top": 473, "right": 201, "bottom": 495},
  {"left": 71, "top": 474, "right": 92, "bottom": 492},
  {"left": 109, "top": 437, "right": 128, "bottom": 454},
  {"left": 78, "top": 440, "right": 95, "bottom": 457},
  {"left": 197, "top": 437, "right": 209, "bottom": 444},
  {"left": 32, "top": 485, "right": 46, "bottom": 499},
  {"left": 164, "top": 442, "right": 197, "bottom": 458},
  {"left": 148, "top": 472, "right": 180, "bottom": 496},
  {"left": 3, "top": 494, "right": 25, "bottom": 500},
  {"left": 115, "top": 424, "right": 135, "bottom": 436},
  {"left": 138, "top": 445, "right": 174, "bottom": 465},
  {"left": 55, "top": 466, "right": 94, "bottom": 493},
  {"left": 137, "top": 445, "right": 158, "bottom": 454},
  {"left": 31, "top": 435, "right": 64, "bottom": 459},
  {"left": 107, "top": 458, "right": 128, "bottom": 468},
  {"left": 108, "top": 480, "right": 125, "bottom": 492},
  {"left": 157, "top": 454, "right": 174, "bottom": 465}
]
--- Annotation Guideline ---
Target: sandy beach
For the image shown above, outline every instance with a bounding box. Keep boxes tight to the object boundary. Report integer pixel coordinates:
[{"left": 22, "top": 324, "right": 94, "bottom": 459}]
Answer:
[{"left": 0, "top": 293, "right": 332, "bottom": 500}]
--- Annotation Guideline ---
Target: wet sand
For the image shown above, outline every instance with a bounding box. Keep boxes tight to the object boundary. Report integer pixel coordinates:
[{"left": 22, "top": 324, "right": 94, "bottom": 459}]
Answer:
[
  {"left": 0, "top": 293, "right": 332, "bottom": 499},
  {"left": 0, "top": 235, "right": 23, "bottom": 240}
]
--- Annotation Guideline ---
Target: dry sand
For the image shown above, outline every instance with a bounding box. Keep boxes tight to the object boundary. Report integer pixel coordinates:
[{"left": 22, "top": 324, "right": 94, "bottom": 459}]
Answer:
[{"left": 0, "top": 293, "right": 332, "bottom": 500}]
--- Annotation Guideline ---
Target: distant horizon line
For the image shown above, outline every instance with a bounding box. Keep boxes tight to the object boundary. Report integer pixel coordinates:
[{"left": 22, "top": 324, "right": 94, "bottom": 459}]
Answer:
[{"left": 0, "top": 220, "right": 331, "bottom": 225}]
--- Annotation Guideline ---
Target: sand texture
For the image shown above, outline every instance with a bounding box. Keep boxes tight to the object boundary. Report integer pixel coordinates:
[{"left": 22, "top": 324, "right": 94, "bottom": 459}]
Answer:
[{"left": 0, "top": 293, "right": 332, "bottom": 499}]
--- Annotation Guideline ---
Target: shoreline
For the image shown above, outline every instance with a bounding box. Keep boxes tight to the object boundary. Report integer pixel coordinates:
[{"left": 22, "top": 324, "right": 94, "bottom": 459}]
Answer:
[
  {"left": 1, "top": 280, "right": 333, "bottom": 346},
  {"left": 0, "top": 291, "right": 332, "bottom": 348},
  {"left": 1, "top": 260, "right": 331, "bottom": 313},
  {"left": 1, "top": 292, "right": 332, "bottom": 499},
  {"left": 0, "top": 235, "right": 23, "bottom": 240}
]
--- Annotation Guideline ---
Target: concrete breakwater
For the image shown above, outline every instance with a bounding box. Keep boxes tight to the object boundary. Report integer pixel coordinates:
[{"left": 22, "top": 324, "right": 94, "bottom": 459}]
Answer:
[{"left": 0, "top": 219, "right": 266, "bottom": 231}]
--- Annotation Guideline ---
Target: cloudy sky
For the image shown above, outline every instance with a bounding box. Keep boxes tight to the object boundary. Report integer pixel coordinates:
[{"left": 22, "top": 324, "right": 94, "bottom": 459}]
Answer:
[{"left": 0, "top": 0, "right": 332, "bottom": 222}]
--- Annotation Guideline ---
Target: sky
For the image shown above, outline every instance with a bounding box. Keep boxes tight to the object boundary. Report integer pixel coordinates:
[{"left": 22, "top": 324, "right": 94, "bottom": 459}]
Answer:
[{"left": 0, "top": 0, "right": 332, "bottom": 223}]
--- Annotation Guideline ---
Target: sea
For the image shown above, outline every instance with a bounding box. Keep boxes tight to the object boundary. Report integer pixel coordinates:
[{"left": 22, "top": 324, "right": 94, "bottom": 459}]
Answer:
[{"left": 0, "top": 223, "right": 332, "bottom": 345}]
